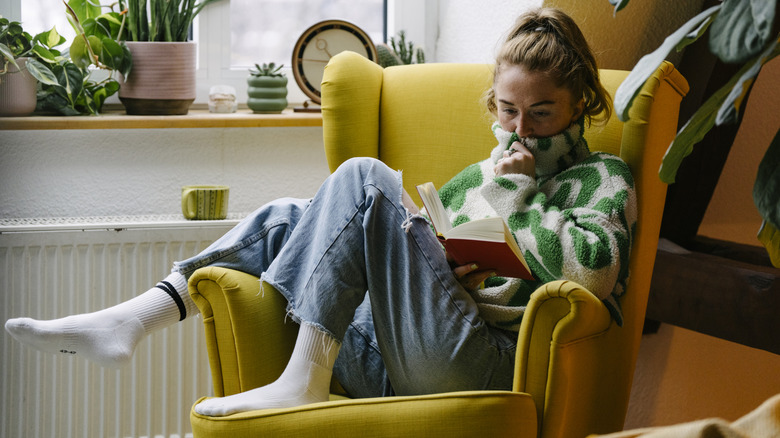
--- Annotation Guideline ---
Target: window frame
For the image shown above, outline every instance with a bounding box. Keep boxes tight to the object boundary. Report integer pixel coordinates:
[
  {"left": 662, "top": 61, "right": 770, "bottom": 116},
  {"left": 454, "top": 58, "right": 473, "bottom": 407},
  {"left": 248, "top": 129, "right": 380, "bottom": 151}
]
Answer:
[{"left": 1, "top": 0, "right": 436, "bottom": 106}]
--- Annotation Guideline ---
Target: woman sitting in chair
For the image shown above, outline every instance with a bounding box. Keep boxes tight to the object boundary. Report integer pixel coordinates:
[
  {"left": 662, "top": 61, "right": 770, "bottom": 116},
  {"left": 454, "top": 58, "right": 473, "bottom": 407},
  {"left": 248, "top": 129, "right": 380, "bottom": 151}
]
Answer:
[{"left": 6, "top": 8, "right": 635, "bottom": 416}]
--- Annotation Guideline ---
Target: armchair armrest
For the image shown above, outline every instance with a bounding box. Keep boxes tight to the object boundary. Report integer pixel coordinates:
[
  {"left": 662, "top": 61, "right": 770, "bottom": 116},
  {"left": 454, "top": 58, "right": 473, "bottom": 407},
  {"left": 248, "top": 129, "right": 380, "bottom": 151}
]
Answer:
[
  {"left": 515, "top": 280, "right": 617, "bottom": 438},
  {"left": 188, "top": 266, "right": 298, "bottom": 397}
]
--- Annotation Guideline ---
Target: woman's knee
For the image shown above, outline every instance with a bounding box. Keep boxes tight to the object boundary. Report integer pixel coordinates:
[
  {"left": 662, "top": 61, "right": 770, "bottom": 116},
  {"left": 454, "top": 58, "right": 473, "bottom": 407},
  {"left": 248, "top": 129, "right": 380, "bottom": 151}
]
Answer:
[
  {"left": 333, "top": 157, "right": 398, "bottom": 189},
  {"left": 336, "top": 157, "right": 383, "bottom": 176}
]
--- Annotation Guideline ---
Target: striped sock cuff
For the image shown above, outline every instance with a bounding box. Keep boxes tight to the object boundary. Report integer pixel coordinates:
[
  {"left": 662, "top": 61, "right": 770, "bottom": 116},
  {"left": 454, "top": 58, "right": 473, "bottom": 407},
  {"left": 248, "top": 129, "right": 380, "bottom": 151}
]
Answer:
[{"left": 155, "top": 281, "right": 186, "bottom": 321}]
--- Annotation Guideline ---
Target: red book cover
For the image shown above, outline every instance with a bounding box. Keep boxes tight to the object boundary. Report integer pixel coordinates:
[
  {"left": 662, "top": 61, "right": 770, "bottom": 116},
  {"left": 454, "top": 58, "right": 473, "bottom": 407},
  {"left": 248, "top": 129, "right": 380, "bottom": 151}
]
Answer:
[{"left": 417, "top": 182, "right": 534, "bottom": 280}]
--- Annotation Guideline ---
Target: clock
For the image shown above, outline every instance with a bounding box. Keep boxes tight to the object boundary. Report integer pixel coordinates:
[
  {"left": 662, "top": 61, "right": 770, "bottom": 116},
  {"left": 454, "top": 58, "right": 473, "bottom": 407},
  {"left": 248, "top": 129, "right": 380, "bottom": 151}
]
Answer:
[{"left": 292, "top": 20, "right": 378, "bottom": 105}]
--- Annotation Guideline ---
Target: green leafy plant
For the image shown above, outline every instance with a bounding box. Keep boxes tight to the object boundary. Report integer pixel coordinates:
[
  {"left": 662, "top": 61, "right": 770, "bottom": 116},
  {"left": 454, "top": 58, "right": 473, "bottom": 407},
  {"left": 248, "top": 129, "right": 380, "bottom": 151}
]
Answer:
[
  {"left": 31, "top": 1, "right": 132, "bottom": 115},
  {"left": 249, "top": 62, "right": 284, "bottom": 77},
  {"left": 0, "top": 17, "right": 56, "bottom": 84},
  {"left": 117, "top": 0, "right": 224, "bottom": 42},
  {"left": 377, "top": 31, "right": 426, "bottom": 67},
  {"left": 610, "top": 0, "right": 779, "bottom": 264}
]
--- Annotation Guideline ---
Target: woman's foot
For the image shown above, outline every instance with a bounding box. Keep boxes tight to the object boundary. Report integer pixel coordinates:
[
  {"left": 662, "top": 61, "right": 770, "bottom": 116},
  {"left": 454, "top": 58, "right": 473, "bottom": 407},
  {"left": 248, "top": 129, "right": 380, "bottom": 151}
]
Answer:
[
  {"left": 5, "top": 311, "right": 144, "bottom": 368},
  {"left": 5, "top": 272, "right": 194, "bottom": 368},
  {"left": 195, "top": 323, "right": 340, "bottom": 416},
  {"left": 194, "top": 361, "right": 332, "bottom": 415}
]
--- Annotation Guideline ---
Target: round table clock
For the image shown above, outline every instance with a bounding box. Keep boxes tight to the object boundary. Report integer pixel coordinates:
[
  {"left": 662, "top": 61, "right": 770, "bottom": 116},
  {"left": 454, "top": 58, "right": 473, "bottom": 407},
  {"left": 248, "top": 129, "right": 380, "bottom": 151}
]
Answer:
[{"left": 292, "top": 20, "right": 378, "bottom": 105}]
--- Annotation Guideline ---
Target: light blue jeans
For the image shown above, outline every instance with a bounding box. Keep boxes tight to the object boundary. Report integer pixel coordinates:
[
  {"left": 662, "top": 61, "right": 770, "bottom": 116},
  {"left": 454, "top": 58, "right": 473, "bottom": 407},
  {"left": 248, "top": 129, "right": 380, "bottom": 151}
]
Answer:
[{"left": 174, "top": 158, "right": 517, "bottom": 398}]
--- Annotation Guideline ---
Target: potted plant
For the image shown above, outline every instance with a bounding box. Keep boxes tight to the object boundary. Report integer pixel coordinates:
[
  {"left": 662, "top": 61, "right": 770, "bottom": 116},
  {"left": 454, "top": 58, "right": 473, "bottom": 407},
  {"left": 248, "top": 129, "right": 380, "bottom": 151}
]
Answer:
[
  {"left": 108, "top": 0, "right": 224, "bottom": 115},
  {"left": 31, "top": 4, "right": 132, "bottom": 116},
  {"left": 0, "top": 17, "right": 55, "bottom": 116},
  {"left": 247, "top": 62, "right": 288, "bottom": 114}
]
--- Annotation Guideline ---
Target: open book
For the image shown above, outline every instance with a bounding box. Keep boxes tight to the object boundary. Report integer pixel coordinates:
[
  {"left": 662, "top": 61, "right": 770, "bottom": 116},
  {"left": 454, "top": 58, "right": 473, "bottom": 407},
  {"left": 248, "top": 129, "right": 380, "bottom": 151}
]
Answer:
[{"left": 416, "top": 182, "right": 533, "bottom": 280}]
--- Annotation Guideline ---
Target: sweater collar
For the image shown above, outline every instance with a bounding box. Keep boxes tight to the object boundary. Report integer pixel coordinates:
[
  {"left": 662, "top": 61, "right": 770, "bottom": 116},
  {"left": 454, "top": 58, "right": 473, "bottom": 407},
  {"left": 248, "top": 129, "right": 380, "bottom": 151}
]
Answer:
[{"left": 490, "top": 118, "right": 590, "bottom": 179}]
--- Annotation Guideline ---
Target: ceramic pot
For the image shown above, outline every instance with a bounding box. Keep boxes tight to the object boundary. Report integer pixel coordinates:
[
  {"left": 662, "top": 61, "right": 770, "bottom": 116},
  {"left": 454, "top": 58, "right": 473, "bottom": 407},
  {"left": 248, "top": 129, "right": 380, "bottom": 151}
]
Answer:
[
  {"left": 0, "top": 58, "right": 38, "bottom": 117},
  {"left": 119, "top": 41, "right": 196, "bottom": 115},
  {"left": 247, "top": 75, "right": 288, "bottom": 113}
]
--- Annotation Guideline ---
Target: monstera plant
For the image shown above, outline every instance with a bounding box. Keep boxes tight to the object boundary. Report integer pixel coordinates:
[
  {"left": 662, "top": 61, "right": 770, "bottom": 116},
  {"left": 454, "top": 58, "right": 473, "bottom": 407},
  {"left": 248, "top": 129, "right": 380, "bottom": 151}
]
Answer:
[{"left": 609, "top": 0, "right": 779, "bottom": 266}]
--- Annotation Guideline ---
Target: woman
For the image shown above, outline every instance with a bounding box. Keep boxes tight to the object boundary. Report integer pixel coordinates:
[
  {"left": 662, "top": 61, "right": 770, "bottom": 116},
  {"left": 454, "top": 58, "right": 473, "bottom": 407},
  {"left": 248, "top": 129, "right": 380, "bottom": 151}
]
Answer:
[{"left": 6, "top": 8, "right": 635, "bottom": 417}]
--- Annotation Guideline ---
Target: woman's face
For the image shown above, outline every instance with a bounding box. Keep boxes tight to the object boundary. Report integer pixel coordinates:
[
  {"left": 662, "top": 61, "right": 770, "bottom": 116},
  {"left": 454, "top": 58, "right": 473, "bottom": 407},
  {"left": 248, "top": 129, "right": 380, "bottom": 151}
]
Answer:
[{"left": 494, "top": 64, "right": 584, "bottom": 139}]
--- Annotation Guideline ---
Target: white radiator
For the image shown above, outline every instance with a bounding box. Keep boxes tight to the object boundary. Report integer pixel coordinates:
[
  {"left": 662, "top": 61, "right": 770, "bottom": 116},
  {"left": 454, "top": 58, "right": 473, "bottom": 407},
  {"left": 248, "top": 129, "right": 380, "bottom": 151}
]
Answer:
[{"left": 0, "top": 215, "right": 243, "bottom": 438}]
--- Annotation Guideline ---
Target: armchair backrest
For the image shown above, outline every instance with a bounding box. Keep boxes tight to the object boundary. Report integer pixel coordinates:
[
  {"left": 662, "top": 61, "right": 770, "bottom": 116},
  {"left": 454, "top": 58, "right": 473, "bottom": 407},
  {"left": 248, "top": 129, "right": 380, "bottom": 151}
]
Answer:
[{"left": 321, "top": 51, "right": 688, "bottom": 435}]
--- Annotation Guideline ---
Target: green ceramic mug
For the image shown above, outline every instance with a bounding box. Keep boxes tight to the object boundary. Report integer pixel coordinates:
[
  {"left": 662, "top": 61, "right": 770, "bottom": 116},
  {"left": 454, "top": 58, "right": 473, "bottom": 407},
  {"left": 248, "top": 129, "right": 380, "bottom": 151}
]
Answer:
[{"left": 181, "top": 185, "right": 229, "bottom": 220}]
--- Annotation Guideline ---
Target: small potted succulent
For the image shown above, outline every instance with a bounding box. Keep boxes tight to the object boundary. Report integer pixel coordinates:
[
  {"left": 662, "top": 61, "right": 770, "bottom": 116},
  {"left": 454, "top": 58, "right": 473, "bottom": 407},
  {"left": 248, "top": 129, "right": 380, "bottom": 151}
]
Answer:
[{"left": 247, "top": 62, "right": 288, "bottom": 114}]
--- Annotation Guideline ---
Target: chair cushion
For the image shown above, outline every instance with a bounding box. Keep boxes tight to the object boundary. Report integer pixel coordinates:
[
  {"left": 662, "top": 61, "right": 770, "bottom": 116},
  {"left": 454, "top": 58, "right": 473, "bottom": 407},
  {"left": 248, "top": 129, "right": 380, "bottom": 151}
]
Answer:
[{"left": 191, "top": 390, "right": 537, "bottom": 438}]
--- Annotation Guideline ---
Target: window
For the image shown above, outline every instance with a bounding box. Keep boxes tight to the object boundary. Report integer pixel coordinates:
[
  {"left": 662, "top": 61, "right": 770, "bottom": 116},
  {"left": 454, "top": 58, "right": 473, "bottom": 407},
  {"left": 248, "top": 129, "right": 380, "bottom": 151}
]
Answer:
[
  {"left": 229, "top": 0, "right": 385, "bottom": 68},
  {"left": 3, "top": 0, "right": 434, "bottom": 106}
]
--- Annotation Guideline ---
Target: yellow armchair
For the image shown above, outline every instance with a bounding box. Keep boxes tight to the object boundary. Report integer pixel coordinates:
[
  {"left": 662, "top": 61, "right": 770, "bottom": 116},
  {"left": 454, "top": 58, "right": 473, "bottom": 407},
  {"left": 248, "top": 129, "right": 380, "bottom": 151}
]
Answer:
[{"left": 188, "top": 52, "right": 688, "bottom": 438}]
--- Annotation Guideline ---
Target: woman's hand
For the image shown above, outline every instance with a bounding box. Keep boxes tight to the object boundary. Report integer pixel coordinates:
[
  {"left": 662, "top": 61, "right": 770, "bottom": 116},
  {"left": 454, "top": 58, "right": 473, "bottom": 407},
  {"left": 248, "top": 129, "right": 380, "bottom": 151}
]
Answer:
[
  {"left": 494, "top": 141, "right": 535, "bottom": 178},
  {"left": 447, "top": 252, "right": 495, "bottom": 291}
]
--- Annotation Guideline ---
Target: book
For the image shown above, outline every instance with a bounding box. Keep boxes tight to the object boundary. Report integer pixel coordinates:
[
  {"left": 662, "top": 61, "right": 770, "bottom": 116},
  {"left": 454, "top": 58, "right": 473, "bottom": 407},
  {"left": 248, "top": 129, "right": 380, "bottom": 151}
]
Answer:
[{"left": 416, "top": 182, "right": 534, "bottom": 280}]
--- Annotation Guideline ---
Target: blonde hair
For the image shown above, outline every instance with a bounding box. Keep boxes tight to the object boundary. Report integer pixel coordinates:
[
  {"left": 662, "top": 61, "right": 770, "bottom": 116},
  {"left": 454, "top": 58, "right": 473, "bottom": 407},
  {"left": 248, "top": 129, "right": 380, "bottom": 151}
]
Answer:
[{"left": 485, "top": 8, "right": 612, "bottom": 126}]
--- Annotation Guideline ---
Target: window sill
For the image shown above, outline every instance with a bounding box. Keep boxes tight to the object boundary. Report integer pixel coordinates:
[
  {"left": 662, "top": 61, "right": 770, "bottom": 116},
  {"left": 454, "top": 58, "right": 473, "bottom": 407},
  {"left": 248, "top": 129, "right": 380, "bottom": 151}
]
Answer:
[{"left": 0, "top": 107, "right": 322, "bottom": 131}]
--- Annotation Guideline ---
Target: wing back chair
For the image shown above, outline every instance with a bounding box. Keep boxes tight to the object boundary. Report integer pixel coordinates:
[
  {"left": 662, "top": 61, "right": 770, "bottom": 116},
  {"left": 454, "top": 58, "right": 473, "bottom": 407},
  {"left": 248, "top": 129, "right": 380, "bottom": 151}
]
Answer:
[{"left": 188, "top": 51, "right": 688, "bottom": 438}]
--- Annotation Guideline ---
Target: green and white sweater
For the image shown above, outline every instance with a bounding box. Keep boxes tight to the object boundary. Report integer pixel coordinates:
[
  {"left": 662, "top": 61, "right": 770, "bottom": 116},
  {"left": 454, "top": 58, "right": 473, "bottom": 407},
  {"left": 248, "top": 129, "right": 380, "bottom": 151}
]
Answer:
[{"left": 437, "top": 119, "right": 637, "bottom": 330}]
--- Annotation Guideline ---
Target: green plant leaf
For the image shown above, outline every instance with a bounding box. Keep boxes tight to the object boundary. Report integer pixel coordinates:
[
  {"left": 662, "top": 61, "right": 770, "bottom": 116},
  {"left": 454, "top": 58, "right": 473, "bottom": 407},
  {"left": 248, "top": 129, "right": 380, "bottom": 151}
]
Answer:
[
  {"left": 37, "top": 91, "right": 69, "bottom": 114},
  {"left": 608, "top": 0, "right": 630, "bottom": 14},
  {"left": 35, "top": 27, "right": 66, "bottom": 49},
  {"left": 95, "top": 13, "right": 123, "bottom": 39},
  {"left": 658, "top": 55, "right": 762, "bottom": 184},
  {"left": 0, "top": 42, "right": 19, "bottom": 69},
  {"left": 675, "top": 11, "right": 715, "bottom": 53},
  {"left": 753, "top": 128, "right": 780, "bottom": 229},
  {"left": 119, "top": 42, "right": 132, "bottom": 78},
  {"left": 716, "top": 37, "right": 780, "bottom": 125},
  {"left": 68, "top": 0, "right": 102, "bottom": 24},
  {"left": 25, "top": 58, "right": 59, "bottom": 86},
  {"left": 709, "top": 0, "right": 776, "bottom": 64},
  {"left": 614, "top": 5, "right": 721, "bottom": 122},
  {"left": 57, "top": 62, "right": 84, "bottom": 103},
  {"left": 757, "top": 220, "right": 780, "bottom": 268},
  {"left": 91, "top": 86, "right": 108, "bottom": 113},
  {"left": 103, "top": 78, "right": 120, "bottom": 96},
  {"left": 81, "top": 18, "right": 103, "bottom": 39},
  {"left": 99, "top": 38, "right": 124, "bottom": 70},
  {"left": 31, "top": 45, "right": 58, "bottom": 63},
  {"left": 70, "top": 35, "right": 102, "bottom": 69}
]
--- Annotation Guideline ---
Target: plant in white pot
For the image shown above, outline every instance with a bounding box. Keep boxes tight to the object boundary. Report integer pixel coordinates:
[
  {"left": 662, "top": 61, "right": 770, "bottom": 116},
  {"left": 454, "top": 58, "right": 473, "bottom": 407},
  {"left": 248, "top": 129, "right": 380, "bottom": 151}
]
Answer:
[
  {"left": 0, "top": 17, "right": 56, "bottom": 116},
  {"left": 113, "top": 0, "right": 224, "bottom": 115},
  {"left": 247, "top": 62, "right": 288, "bottom": 114}
]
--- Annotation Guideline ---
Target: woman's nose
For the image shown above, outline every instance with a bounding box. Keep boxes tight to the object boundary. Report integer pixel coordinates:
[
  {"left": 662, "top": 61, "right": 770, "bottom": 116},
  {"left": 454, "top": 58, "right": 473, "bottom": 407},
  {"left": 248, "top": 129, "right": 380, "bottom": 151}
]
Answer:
[{"left": 514, "top": 116, "right": 533, "bottom": 138}]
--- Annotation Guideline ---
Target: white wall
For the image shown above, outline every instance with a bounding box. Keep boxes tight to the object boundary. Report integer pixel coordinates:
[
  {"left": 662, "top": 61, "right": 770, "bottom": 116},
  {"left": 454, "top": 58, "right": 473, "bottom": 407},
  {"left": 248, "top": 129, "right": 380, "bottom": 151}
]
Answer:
[
  {"left": 1, "top": 127, "right": 329, "bottom": 219},
  {"left": 435, "top": 0, "right": 542, "bottom": 63}
]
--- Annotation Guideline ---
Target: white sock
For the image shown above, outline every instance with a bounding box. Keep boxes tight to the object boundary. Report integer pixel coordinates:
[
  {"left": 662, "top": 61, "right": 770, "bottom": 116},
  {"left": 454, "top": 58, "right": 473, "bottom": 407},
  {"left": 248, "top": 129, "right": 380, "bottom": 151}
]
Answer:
[
  {"left": 195, "top": 322, "right": 340, "bottom": 416},
  {"left": 4, "top": 272, "right": 196, "bottom": 368}
]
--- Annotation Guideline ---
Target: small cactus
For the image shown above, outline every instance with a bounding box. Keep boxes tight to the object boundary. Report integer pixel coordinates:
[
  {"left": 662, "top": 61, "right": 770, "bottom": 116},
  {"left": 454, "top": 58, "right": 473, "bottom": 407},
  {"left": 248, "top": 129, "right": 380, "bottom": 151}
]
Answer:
[
  {"left": 376, "top": 31, "right": 425, "bottom": 68},
  {"left": 389, "top": 31, "right": 425, "bottom": 65},
  {"left": 249, "top": 62, "right": 284, "bottom": 77},
  {"left": 376, "top": 44, "right": 403, "bottom": 67}
]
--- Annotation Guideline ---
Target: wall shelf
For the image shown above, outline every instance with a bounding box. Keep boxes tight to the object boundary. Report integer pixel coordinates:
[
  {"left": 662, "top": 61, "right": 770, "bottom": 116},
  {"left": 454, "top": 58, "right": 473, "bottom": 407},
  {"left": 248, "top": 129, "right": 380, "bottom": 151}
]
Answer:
[{"left": 0, "top": 108, "right": 322, "bottom": 131}]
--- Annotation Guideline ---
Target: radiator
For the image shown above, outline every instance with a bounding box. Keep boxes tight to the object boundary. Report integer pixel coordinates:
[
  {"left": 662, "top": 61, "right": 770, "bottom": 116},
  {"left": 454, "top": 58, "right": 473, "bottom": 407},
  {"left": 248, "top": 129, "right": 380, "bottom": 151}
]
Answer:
[{"left": 0, "top": 215, "right": 243, "bottom": 438}]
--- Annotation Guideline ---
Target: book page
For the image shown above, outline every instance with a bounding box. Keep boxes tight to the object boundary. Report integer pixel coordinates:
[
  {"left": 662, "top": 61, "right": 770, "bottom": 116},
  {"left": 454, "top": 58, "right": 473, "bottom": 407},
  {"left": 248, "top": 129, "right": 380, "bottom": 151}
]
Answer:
[{"left": 416, "top": 182, "right": 452, "bottom": 235}]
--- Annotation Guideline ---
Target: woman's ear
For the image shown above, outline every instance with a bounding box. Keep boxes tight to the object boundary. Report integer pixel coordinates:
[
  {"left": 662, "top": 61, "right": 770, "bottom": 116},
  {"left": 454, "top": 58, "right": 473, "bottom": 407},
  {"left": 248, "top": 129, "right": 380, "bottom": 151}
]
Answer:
[{"left": 571, "top": 98, "right": 585, "bottom": 123}]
